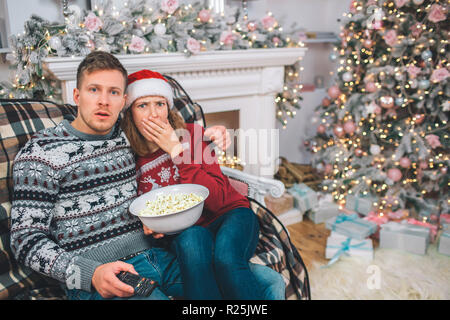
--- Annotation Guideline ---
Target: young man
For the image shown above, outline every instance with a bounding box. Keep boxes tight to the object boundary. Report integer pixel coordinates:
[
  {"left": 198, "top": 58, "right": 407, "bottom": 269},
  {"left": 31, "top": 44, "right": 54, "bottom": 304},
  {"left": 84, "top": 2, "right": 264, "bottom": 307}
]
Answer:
[{"left": 10, "top": 51, "right": 285, "bottom": 300}]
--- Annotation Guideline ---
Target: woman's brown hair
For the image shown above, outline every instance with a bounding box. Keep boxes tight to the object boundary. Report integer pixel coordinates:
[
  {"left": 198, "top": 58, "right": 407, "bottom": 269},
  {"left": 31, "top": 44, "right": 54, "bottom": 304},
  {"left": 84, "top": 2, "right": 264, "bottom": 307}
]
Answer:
[{"left": 121, "top": 103, "right": 186, "bottom": 157}]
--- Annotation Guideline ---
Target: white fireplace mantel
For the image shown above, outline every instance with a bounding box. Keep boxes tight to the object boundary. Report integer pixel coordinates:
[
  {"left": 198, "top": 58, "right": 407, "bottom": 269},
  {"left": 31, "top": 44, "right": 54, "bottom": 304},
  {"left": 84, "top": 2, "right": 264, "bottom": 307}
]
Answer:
[{"left": 44, "top": 47, "right": 307, "bottom": 177}]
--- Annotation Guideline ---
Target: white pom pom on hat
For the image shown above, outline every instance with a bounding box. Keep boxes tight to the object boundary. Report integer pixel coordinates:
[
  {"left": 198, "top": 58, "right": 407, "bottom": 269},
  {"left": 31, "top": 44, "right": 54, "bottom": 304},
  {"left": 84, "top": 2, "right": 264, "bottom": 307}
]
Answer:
[{"left": 125, "top": 69, "right": 174, "bottom": 109}]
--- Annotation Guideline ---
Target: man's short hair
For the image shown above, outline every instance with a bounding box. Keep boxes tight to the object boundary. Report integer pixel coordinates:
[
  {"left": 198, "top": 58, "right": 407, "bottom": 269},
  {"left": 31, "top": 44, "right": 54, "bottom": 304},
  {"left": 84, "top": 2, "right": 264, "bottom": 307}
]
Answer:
[{"left": 76, "top": 51, "right": 128, "bottom": 90}]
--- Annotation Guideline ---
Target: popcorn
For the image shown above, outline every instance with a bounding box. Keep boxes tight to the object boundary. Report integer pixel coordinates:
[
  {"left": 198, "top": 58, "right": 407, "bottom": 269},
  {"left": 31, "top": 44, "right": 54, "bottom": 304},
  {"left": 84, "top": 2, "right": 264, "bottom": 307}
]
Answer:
[{"left": 139, "top": 193, "right": 204, "bottom": 216}]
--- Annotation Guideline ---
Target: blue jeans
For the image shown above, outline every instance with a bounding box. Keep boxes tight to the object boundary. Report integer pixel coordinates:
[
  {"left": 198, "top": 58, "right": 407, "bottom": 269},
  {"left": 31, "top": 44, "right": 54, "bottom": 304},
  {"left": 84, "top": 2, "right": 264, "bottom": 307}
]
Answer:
[
  {"left": 65, "top": 247, "right": 183, "bottom": 300},
  {"left": 171, "top": 207, "right": 285, "bottom": 300}
]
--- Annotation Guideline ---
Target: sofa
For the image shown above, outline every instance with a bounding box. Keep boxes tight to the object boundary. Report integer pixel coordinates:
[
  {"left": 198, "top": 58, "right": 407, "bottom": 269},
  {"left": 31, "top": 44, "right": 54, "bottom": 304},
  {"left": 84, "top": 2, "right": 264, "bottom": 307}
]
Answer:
[{"left": 0, "top": 75, "right": 310, "bottom": 300}]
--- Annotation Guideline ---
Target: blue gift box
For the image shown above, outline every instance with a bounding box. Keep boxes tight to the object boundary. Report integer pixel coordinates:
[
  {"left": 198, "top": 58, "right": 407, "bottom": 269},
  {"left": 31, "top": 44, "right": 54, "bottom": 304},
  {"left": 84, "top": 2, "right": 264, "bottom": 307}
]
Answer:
[
  {"left": 379, "top": 221, "right": 430, "bottom": 255},
  {"left": 307, "top": 198, "right": 340, "bottom": 224},
  {"left": 438, "top": 225, "right": 450, "bottom": 256},
  {"left": 325, "top": 213, "right": 377, "bottom": 240},
  {"left": 324, "top": 232, "right": 374, "bottom": 266},
  {"left": 345, "top": 194, "right": 376, "bottom": 216},
  {"left": 287, "top": 183, "right": 318, "bottom": 213}
]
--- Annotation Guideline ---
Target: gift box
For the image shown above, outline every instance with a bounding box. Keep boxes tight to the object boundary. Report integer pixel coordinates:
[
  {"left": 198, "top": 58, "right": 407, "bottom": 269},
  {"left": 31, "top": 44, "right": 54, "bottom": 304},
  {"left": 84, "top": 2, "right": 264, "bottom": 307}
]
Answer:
[
  {"left": 307, "top": 199, "right": 340, "bottom": 224},
  {"left": 287, "top": 183, "right": 318, "bottom": 213},
  {"left": 277, "top": 208, "right": 303, "bottom": 226},
  {"left": 379, "top": 221, "right": 430, "bottom": 255},
  {"left": 325, "top": 213, "right": 377, "bottom": 240},
  {"left": 345, "top": 194, "right": 376, "bottom": 216},
  {"left": 438, "top": 227, "right": 450, "bottom": 256},
  {"left": 405, "top": 218, "right": 438, "bottom": 242},
  {"left": 325, "top": 231, "right": 374, "bottom": 266},
  {"left": 264, "top": 192, "right": 294, "bottom": 216}
]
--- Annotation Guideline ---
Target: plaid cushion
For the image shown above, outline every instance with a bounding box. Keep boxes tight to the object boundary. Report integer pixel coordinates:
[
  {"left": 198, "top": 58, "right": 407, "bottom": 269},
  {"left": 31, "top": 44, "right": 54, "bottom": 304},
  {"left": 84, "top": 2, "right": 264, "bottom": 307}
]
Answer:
[{"left": 0, "top": 99, "right": 76, "bottom": 300}]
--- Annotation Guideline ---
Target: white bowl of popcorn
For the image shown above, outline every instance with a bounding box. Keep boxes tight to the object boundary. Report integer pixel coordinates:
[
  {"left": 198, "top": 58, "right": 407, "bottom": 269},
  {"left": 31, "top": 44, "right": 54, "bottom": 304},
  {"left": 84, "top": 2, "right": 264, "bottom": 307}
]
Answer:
[{"left": 129, "top": 184, "right": 209, "bottom": 235}]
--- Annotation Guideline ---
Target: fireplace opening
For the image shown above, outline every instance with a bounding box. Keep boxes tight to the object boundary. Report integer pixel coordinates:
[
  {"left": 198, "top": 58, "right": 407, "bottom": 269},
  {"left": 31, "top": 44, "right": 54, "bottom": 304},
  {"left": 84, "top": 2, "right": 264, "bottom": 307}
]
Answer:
[{"left": 204, "top": 110, "right": 241, "bottom": 169}]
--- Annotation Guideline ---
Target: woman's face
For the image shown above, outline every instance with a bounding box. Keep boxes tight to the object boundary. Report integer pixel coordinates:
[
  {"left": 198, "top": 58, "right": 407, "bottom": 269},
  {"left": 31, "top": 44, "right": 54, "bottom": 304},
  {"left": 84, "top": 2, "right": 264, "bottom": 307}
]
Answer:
[{"left": 131, "top": 95, "right": 169, "bottom": 141}]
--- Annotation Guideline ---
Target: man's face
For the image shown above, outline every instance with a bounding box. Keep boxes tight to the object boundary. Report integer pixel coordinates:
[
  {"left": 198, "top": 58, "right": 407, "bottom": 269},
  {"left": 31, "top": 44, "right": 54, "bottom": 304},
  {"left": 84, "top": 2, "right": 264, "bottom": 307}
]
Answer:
[{"left": 72, "top": 69, "right": 127, "bottom": 135}]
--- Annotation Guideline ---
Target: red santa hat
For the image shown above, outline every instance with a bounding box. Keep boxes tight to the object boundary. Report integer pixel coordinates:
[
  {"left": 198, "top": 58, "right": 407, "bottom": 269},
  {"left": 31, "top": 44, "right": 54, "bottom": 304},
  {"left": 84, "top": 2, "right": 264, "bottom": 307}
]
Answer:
[{"left": 125, "top": 69, "right": 174, "bottom": 109}]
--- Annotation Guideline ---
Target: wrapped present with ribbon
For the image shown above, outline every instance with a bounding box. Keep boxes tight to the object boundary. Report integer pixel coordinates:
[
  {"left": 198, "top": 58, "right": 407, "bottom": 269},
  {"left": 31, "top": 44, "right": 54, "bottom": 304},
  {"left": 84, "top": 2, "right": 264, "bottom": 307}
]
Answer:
[
  {"left": 406, "top": 218, "right": 438, "bottom": 242},
  {"left": 324, "top": 231, "right": 374, "bottom": 266},
  {"left": 379, "top": 221, "right": 431, "bottom": 255},
  {"left": 345, "top": 194, "right": 376, "bottom": 216},
  {"left": 307, "top": 194, "right": 340, "bottom": 224},
  {"left": 325, "top": 213, "right": 377, "bottom": 240},
  {"left": 287, "top": 183, "right": 318, "bottom": 213},
  {"left": 438, "top": 224, "right": 450, "bottom": 256}
]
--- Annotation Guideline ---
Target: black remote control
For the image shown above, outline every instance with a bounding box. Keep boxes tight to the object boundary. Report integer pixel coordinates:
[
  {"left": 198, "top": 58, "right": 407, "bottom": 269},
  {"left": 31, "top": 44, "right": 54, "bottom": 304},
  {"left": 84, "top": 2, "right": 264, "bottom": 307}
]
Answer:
[{"left": 117, "top": 271, "right": 159, "bottom": 297}]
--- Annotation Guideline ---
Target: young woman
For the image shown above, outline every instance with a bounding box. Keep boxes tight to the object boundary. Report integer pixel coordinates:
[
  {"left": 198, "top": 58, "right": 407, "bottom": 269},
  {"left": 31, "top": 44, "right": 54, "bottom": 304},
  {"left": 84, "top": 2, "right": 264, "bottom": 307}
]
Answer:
[{"left": 121, "top": 69, "right": 285, "bottom": 300}]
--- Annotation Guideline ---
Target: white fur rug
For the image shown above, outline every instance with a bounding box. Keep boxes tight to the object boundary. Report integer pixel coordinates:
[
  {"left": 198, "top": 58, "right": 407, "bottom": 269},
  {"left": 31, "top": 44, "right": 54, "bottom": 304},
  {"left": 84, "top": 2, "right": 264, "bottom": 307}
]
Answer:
[{"left": 308, "top": 244, "right": 450, "bottom": 300}]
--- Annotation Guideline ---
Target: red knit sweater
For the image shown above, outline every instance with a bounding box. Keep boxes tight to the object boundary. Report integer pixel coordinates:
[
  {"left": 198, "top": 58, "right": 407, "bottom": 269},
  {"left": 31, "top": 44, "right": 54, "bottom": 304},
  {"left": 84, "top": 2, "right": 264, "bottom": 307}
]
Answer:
[{"left": 135, "top": 123, "right": 250, "bottom": 227}]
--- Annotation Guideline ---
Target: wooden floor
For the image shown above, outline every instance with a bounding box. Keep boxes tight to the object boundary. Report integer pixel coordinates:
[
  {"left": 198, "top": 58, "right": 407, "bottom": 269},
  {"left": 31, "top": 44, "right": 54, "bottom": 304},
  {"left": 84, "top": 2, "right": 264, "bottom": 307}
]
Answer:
[
  {"left": 286, "top": 217, "right": 380, "bottom": 270},
  {"left": 286, "top": 219, "right": 330, "bottom": 270}
]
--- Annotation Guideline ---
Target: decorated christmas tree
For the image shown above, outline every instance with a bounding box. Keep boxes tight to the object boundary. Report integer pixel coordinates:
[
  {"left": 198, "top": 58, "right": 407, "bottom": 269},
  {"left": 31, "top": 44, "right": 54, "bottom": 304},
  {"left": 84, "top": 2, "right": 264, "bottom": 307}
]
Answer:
[{"left": 306, "top": 0, "right": 449, "bottom": 223}]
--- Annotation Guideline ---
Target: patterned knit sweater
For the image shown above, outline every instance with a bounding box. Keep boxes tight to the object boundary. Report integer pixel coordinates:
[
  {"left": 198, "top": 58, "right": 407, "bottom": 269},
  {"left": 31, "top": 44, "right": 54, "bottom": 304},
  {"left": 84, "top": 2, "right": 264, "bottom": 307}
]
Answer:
[
  {"left": 136, "top": 123, "right": 249, "bottom": 227},
  {"left": 10, "top": 120, "right": 153, "bottom": 292}
]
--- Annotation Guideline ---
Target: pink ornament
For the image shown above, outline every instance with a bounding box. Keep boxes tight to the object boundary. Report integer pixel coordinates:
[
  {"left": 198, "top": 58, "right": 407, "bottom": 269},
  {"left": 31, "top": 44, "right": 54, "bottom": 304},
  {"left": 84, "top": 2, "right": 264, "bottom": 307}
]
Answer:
[
  {"left": 261, "top": 15, "right": 277, "bottom": 29},
  {"left": 407, "top": 65, "right": 421, "bottom": 79},
  {"left": 363, "top": 39, "right": 373, "bottom": 48},
  {"left": 441, "top": 167, "right": 448, "bottom": 174},
  {"left": 387, "top": 168, "right": 402, "bottom": 182},
  {"left": 355, "top": 148, "right": 363, "bottom": 157},
  {"left": 430, "top": 68, "right": 450, "bottom": 83},
  {"left": 220, "top": 30, "right": 236, "bottom": 46},
  {"left": 380, "top": 96, "right": 394, "bottom": 108},
  {"left": 384, "top": 30, "right": 398, "bottom": 47},
  {"left": 365, "top": 81, "right": 377, "bottom": 93},
  {"left": 343, "top": 120, "right": 356, "bottom": 135},
  {"left": 322, "top": 98, "right": 331, "bottom": 107},
  {"left": 247, "top": 21, "right": 257, "bottom": 32},
  {"left": 328, "top": 86, "right": 341, "bottom": 99},
  {"left": 317, "top": 124, "right": 326, "bottom": 134},
  {"left": 84, "top": 12, "right": 103, "bottom": 32},
  {"left": 399, "top": 157, "right": 411, "bottom": 168},
  {"left": 428, "top": 4, "right": 447, "bottom": 23},
  {"left": 410, "top": 23, "right": 423, "bottom": 37},
  {"left": 198, "top": 9, "right": 211, "bottom": 23},
  {"left": 186, "top": 37, "right": 201, "bottom": 54},
  {"left": 349, "top": 0, "right": 358, "bottom": 14},
  {"left": 425, "top": 134, "right": 442, "bottom": 149},
  {"left": 161, "top": 0, "right": 179, "bottom": 14},
  {"left": 414, "top": 114, "right": 425, "bottom": 124},
  {"left": 129, "top": 36, "right": 145, "bottom": 53},
  {"left": 324, "top": 164, "right": 333, "bottom": 174},
  {"left": 272, "top": 37, "right": 281, "bottom": 45},
  {"left": 333, "top": 125, "right": 345, "bottom": 138}
]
